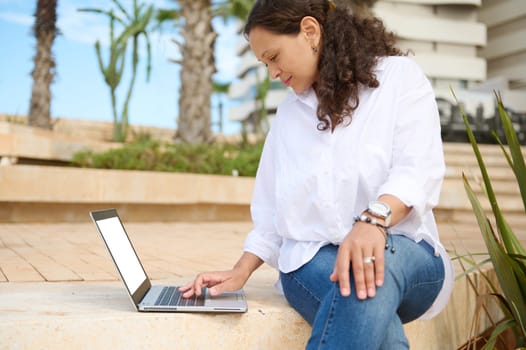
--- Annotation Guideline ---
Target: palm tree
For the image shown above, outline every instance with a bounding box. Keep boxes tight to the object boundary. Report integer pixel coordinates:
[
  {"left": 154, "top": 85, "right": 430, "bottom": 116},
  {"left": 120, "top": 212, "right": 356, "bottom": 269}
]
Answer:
[
  {"left": 158, "top": 0, "right": 252, "bottom": 145},
  {"left": 174, "top": 0, "right": 217, "bottom": 144},
  {"left": 28, "top": 0, "right": 58, "bottom": 129},
  {"left": 159, "top": 1, "right": 217, "bottom": 144}
]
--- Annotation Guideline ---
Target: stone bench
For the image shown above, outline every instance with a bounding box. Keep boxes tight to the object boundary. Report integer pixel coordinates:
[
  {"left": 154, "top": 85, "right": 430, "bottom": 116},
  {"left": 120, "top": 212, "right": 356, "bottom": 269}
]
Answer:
[{"left": 0, "top": 266, "right": 499, "bottom": 349}]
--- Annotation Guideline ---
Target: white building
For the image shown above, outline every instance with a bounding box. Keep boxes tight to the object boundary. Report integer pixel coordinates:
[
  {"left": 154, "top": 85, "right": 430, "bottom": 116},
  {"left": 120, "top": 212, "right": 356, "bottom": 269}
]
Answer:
[
  {"left": 228, "top": 0, "right": 526, "bottom": 135},
  {"left": 476, "top": 0, "right": 526, "bottom": 111}
]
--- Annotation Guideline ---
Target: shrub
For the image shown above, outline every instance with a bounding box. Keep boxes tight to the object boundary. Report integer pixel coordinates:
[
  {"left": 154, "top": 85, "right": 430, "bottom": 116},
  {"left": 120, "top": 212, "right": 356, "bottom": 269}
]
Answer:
[{"left": 70, "top": 138, "right": 264, "bottom": 177}]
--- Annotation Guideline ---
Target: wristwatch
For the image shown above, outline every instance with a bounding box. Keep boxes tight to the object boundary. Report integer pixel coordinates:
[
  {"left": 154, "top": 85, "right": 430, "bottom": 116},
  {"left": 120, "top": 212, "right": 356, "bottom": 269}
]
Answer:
[{"left": 367, "top": 201, "right": 392, "bottom": 226}]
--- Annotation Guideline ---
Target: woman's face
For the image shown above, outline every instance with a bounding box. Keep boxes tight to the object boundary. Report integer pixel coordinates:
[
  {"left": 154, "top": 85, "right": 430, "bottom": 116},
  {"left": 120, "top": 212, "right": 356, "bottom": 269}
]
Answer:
[{"left": 248, "top": 18, "right": 320, "bottom": 94}]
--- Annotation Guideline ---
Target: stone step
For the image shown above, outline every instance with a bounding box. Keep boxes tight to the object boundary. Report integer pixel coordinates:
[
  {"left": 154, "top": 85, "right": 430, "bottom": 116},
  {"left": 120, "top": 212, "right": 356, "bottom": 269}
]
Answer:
[
  {"left": 445, "top": 165, "right": 516, "bottom": 181},
  {"left": 435, "top": 208, "right": 526, "bottom": 240},
  {"left": 460, "top": 178, "right": 520, "bottom": 196},
  {"left": 443, "top": 142, "right": 526, "bottom": 156},
  {"left": 440, "top": 179, "right": 523, "bottom": 211},
  {"left": 443, "top": 143, "right": 526, "bottom": 172},
  {"left": 445, "top": 154, "right": 510, "bottom": 168}
]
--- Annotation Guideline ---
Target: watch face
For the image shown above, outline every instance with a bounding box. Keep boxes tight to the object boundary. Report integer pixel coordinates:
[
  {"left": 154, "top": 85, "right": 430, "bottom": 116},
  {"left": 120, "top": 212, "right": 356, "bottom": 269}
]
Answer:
[{"left": 369, "top": 201, "right": 389, "bottom": 217}]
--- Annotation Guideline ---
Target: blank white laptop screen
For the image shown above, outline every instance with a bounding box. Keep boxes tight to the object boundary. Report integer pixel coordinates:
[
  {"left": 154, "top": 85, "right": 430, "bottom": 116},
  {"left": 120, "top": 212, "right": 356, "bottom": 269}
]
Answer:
[{"left": 97, "top": 217, "right": 146, "bottom": 293}]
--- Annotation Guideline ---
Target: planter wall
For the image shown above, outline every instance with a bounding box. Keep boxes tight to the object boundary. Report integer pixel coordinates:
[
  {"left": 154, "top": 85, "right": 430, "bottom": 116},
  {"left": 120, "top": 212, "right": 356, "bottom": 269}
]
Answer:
[{"left": 0, "top": 165, "right": 253, "bottom": 222}]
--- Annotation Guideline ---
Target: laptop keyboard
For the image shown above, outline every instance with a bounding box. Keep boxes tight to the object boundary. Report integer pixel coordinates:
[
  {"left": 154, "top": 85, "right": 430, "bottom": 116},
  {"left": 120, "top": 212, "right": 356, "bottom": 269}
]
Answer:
[{"left": 154, "top": 286, "right": 205, "bottom": 307}]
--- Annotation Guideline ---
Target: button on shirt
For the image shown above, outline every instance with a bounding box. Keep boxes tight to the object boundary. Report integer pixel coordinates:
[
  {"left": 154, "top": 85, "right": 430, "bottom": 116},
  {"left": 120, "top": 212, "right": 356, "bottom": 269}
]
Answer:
[{"left": 243, "top": 56, "right": 454, "bottom": 320}]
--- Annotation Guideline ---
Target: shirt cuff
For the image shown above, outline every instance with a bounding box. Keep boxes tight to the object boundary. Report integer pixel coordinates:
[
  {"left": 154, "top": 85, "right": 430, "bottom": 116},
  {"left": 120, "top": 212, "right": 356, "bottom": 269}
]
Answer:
[{"left": 244, "top": 229, "right": 281, "bottom": 269}]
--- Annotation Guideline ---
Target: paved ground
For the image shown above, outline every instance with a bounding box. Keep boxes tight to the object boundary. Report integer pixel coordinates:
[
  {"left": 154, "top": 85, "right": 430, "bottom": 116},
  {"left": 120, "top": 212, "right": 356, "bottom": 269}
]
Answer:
[
  {"left": 0, "top": 222, "right": 256, "bottom": 283},
  {"left": 1, "top": 220, "right": 521, "bottom": 283}
]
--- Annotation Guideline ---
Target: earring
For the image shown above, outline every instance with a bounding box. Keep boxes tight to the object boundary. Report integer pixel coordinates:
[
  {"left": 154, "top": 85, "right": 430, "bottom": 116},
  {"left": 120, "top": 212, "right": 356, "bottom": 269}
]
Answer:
[{"left": 312, "top": 46, "right": 318, "bottom": 54}]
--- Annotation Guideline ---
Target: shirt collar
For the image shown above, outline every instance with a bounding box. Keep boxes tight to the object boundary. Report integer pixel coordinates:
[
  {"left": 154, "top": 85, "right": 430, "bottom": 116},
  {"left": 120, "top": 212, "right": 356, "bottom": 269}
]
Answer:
[
  {"left": 292, "top": 87, "right": 318, "bottom": 110},
  {"left": 290, "top": 57, "right": 386, "bottom": 110}
]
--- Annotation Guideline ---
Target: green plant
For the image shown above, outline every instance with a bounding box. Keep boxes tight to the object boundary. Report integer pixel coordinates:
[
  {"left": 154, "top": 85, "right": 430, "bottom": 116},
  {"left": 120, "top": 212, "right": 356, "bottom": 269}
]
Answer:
[
  {"left": 457, "top": 91, "right": 526, "bottom": 349},
  {"left": 71, "top": 138, "right": 264, "bottom": 177},
  {"left": 79, "top": 0, "right": 154, "bottom": 142},
  {"left": 3, "top": 114, "right": 25, "bottom": 125}
]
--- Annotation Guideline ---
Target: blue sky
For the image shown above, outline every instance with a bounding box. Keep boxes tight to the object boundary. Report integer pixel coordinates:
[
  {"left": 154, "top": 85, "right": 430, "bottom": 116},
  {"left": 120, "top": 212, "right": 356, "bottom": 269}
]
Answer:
[{"left": 0, "top": 0, "right": 243, "bottom": 134}]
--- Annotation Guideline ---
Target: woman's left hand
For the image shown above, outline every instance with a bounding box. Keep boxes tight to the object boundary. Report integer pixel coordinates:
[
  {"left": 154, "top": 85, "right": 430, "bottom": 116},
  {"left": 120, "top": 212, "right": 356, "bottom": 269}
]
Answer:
[{"left": 330, "top": 221, "right": 386, "bottom": 299}]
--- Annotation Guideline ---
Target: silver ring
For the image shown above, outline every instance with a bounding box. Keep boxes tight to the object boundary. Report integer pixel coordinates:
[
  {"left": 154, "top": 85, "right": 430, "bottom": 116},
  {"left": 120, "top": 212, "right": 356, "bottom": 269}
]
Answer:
[{"left": 363, "top": 256, "right": 376, "bottom": 264}]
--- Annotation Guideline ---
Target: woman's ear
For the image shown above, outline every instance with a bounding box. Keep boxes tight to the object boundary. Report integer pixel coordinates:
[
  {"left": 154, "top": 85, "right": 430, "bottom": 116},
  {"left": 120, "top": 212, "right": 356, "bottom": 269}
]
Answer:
[{"left": 300, "top": 16, "right": 321, "bottom": 46}]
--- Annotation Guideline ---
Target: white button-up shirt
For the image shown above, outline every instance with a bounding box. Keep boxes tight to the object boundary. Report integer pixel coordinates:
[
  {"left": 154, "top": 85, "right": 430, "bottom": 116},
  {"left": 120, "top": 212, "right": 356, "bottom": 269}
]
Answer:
[{"left": 244, "top": 56, "right": 453, "bottom": 319}]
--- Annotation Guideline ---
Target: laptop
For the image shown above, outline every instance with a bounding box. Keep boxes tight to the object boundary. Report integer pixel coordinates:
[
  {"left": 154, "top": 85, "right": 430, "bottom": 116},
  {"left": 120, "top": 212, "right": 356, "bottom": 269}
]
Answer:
[{"left": 90, "top": 208, "right": 248, "bottom": 313}]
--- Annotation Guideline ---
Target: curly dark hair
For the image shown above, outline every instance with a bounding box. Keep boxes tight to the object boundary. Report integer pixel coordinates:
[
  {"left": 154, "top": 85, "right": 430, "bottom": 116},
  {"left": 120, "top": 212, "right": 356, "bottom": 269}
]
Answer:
[{"left": 244, "top": 0, "right": 404, "bottom": 131}]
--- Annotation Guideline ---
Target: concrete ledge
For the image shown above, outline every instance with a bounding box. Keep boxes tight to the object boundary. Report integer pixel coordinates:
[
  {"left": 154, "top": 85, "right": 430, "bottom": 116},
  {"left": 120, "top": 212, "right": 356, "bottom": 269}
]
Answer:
[
  {"left": 0, "top": 119, "right": 257, "bottom": 165},
  {"left": 0, "top": 270, "right": 500, "bottom": 349},
  {"left": 0, "top": 121, "right": 119, "bottom": 164},
  {"left": 0, "top": 165, "right": 254, "bottom": 222},
  {"left": 0, "top": 274, "right": 311, "bottom": 349},
  {"left": 0, "top": 202, "right": 251, "bottom": 223},
  {"left": 0, "top": 165, "right": 253, "bottom": 205}
]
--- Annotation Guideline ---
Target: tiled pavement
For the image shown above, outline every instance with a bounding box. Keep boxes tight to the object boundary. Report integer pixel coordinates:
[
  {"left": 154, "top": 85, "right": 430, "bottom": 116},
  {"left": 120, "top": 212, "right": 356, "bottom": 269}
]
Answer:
[
  {"left": 0, "top": 222, "right": 256, "bottom": 283},
  {"left": 1, "top": 220, "right": 522, "bottom": 283}
]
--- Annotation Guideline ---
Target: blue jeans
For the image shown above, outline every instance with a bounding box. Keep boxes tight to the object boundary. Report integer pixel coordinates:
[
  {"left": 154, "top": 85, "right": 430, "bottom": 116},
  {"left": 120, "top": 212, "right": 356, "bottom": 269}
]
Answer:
[{"left": 280, "top": 235, "right": 445, "bottom": 349}]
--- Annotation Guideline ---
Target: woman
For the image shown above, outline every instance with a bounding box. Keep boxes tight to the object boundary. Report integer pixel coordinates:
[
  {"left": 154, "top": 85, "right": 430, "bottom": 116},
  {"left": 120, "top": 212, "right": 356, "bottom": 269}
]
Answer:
[{"left": 180, "top": 0, "right": 453, "bottom": 348}]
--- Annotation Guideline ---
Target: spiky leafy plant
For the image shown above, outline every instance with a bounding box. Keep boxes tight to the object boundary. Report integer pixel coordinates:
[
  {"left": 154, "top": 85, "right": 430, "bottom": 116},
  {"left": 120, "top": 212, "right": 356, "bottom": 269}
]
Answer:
[
  {"left": 457, "top": 91, "right": 526, "bottom": 349},
  {"left": 79, "top": 0, "right": 154, "bottom": 142}
]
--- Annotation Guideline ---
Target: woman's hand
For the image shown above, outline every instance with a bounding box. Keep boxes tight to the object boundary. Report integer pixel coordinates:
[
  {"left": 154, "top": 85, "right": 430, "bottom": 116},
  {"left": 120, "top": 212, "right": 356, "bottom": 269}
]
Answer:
[
  {"left": 330, "top": 221, "right": 386, "bottom": 300},
  {"left": 179, "top": 267, "right": 251, "bottom": 298},
  {"left": 179, "top": 252, "right": 264, "bottom": 298}
]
